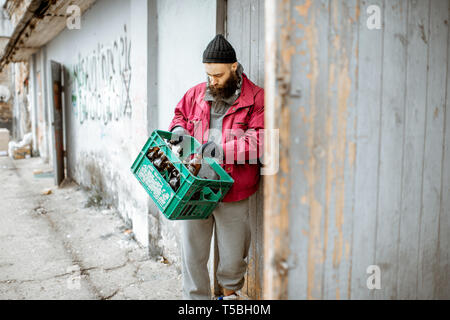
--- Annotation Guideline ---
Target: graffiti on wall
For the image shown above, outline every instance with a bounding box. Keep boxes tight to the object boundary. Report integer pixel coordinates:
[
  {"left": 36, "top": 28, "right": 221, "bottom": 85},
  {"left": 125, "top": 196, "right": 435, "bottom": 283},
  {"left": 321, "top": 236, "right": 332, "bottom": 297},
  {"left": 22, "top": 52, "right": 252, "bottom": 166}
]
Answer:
[{"left": 72, "top": 25, "right": 131, "bottom": 125}]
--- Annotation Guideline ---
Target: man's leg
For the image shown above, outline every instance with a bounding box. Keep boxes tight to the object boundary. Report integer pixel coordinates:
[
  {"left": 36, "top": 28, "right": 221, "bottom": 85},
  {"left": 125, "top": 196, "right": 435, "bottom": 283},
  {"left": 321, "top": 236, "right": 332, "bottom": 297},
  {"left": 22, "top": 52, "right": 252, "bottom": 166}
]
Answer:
[
  {"left": 213, "top": 198, "right": 251, "bottom": 295},
  {"left": 180, "top": 216, "right": 214, "bottom": 300}
]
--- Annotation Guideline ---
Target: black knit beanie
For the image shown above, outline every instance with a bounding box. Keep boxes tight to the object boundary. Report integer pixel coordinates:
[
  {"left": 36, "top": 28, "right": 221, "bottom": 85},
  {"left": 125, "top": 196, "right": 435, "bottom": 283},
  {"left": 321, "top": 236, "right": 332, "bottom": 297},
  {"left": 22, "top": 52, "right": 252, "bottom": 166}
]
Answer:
[{"left": 203, "top": 34, "right": 237, "bottom": 63}]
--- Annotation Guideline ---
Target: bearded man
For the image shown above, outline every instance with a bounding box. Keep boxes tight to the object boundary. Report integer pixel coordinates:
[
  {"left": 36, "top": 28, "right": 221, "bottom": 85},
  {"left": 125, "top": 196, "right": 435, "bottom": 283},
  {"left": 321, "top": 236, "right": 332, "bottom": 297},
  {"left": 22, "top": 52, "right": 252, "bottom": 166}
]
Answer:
[{"left": 168, "top": 34, "right": 264, "bottom": 300}]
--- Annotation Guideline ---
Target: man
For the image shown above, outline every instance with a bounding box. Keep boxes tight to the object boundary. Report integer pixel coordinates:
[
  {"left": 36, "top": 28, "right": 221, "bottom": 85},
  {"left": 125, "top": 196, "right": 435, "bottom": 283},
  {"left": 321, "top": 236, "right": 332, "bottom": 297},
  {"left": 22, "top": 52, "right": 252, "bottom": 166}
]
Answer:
[{"left": 168, "top": 34, "right": 264, "bottom": 300}]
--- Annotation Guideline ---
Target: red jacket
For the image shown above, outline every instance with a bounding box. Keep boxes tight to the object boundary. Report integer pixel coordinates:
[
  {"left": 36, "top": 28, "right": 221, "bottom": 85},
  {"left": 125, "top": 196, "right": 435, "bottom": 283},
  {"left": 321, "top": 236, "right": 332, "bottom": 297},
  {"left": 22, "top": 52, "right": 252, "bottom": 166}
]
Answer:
[{"left": 168, "top": 73, "right": 264, "bottom": 202}]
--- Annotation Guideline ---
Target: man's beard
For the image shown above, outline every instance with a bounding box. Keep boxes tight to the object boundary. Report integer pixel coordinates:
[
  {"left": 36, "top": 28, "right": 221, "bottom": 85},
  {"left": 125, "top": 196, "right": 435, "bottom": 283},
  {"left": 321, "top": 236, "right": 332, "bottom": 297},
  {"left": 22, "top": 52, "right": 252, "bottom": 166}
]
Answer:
[{"left": 208, "top": 71, "right": 239, "bottom": 100}]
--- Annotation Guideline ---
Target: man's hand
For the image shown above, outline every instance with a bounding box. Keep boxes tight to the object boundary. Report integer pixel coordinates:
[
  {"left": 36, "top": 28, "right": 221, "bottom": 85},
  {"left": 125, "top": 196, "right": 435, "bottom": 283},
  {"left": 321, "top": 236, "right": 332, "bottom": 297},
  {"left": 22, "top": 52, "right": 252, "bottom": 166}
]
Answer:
[
  {"left": 197, "top": 141, "right": 223, "bottom": 160},
  {"left": 196, "top": 142, "right": 222, "bottom": 180},
  {"left": 197, "top": 161, "right": 220, "bottom": 180},
  {"left": 170, "top": 126, "right": 189, "bottom": 145}
]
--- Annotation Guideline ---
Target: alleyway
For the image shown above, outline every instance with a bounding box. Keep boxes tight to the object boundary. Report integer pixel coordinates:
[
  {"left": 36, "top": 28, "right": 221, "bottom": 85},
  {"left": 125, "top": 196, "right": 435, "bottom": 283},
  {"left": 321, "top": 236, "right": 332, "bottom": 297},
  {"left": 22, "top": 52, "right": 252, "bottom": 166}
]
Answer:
[{"left": 0, "top": 156, "right": 182, "bottom": 300}]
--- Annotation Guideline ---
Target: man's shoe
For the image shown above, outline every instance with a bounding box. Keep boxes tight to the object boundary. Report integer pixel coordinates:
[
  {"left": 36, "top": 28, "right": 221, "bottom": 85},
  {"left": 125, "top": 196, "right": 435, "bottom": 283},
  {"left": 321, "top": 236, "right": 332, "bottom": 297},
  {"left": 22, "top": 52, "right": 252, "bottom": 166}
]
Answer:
[{"left": 217, "top": 293, "right": 240, "bottom": 300}]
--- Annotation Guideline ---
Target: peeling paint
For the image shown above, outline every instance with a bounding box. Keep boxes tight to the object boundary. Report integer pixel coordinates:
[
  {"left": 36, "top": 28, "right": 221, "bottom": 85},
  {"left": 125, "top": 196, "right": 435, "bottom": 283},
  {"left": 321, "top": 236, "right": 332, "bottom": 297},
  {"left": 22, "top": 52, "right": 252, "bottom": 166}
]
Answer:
[
  {"left": 324, "top": 0, "right": 354, "bottom": 299},
  {"left": 295, "top": 0, "right": 312, "bottom": 17},
  {"left": 264, "top": 0, "right": 294, "bottom": 300},
  {"left": 299, "top": 4, "right": 324, "bottom": 300},
  {"left": 348, "top": 141, "right": 356, "bottom": 167},
  {"left": 334, "top": 54, "right": 351, "bottom": 269},
  {"left": 301, "top": 195, "right": 308, "bottom": 205}
]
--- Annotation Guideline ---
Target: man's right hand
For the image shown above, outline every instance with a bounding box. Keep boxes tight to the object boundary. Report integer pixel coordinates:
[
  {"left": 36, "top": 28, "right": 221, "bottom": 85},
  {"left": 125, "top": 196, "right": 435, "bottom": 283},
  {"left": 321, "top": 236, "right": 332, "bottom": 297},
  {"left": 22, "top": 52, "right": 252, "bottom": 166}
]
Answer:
[{"left": 170, "top": 126, "right": 190, "bottom": 144}]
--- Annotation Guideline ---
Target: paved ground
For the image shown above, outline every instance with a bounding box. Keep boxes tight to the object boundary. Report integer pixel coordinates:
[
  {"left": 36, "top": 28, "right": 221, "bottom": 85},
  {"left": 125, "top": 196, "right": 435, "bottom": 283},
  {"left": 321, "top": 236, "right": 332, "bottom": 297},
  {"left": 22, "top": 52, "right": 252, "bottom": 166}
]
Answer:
[{"left": 0, "top": 156, "right": 182, "bottom": 300}]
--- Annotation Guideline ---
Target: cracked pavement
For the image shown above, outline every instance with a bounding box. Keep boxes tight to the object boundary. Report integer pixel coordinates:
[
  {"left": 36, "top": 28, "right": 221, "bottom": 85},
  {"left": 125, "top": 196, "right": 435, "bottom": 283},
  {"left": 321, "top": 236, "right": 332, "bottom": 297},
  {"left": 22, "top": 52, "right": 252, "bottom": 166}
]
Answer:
[{"left": 0, "top": 156, "right": 182, "bottom": 300}]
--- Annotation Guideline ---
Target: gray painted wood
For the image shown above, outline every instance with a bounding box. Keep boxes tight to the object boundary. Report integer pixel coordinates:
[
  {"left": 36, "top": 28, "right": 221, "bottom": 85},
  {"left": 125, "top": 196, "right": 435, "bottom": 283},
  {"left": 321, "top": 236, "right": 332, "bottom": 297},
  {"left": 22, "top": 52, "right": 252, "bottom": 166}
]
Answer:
[
  {"left": 350, "top": 0, "right": 384, "bottom": 300},
  {"left": 373, "top": 0, "right": 408, "bottom": 300},
  {"left": 397, "top": 0, "right": 429, "bottom": 300},
  {"left": 321, "top": 0, "right": 359, "bottom": 300},
  {"left": 438, "top": 22, "right": 450, "bottom": 298},
  {"left": 226, "top": 0, "right": 265, "bottom": 299},
  {"left": 417, "top": 0, "right": 449, "bottom": 300},
  {"left": 256, "top": 0, "right": 265, "bottom": 300},
  {"left": 285, "top": 0, "right": 330, "bottom": 300},
  {"left": 271, "top": 0, "right": 450, "bottom": 299}
]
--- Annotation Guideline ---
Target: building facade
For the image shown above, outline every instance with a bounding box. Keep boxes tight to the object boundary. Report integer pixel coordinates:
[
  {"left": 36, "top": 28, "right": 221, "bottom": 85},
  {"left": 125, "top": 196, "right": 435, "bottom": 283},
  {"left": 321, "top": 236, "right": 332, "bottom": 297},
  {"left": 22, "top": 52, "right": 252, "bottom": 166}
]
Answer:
[
  {"left": 5, "top": 0, "right": 448, "bottom": 301},
  {"left": 0, "top": 0, "right": 266, "bottom": 299}
]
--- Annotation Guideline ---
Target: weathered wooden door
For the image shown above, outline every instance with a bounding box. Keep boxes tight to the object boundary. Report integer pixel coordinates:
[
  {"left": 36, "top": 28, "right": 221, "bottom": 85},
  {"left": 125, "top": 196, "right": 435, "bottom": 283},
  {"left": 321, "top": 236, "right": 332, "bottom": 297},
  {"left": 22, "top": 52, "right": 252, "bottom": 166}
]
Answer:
[
  {"left": 50, "top": 61, "right": 65, "bottom": 186},
  {"left": 226, "top": 0, "right": 265, "bottom": 300},
  {"left": 264, "top": 0, "right": 450, "bottom": 300}
]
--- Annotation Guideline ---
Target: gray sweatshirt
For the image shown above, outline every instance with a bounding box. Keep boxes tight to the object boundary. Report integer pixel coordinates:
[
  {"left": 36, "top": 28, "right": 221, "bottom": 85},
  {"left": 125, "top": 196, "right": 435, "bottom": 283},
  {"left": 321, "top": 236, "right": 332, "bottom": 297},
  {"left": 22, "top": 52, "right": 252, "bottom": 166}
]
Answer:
[
  {"left": 203, "top": 62, "right": 244, "bottom": 148},
  {"left": 196, "top": 63, "right": 244, "bottom": 179}
]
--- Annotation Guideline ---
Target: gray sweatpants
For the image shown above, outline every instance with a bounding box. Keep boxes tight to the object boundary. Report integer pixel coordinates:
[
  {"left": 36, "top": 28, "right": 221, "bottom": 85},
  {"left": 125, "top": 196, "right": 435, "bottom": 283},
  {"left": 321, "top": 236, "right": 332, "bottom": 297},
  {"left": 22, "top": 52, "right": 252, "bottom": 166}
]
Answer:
[{"left": 180, "top": 197, "right": 251, "bottom": 300}]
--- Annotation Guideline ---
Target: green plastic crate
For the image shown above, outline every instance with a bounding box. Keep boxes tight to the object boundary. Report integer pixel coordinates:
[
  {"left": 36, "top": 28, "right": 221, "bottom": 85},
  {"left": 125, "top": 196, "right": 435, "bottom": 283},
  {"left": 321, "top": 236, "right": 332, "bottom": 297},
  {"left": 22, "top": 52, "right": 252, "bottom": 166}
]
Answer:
[{"left": 130, "top": 129, "right": 234, "bottom": 220}]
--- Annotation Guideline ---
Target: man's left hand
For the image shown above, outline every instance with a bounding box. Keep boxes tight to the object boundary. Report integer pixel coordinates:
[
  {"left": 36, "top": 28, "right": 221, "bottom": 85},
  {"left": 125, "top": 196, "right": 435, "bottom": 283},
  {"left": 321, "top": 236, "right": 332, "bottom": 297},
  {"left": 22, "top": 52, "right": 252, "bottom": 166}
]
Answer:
[{"left": 197, "top": 141, "right": 223, "bottom": 160}]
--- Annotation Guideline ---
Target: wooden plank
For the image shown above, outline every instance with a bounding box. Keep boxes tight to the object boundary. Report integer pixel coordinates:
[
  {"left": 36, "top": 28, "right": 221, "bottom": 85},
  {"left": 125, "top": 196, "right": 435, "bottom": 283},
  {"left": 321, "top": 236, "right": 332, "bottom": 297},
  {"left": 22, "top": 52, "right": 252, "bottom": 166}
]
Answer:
[
  {"left": 339, "top": 0, "right": 359, "bottom": 301},
  {"left": 248, "top": 4, "right": 266, "bottom": 297},
  {"left": 285, "top": 0, "right": 330, "bottom": 300},
  {"left": 374, "top": 0, "right": 408, "bottom": 300},
  {"left": 265, "top": 0, "right": 450, "bottom": 300},
  {"left": 417, "top": 0, "right": 449, "bottom": 300},
  {"left": 216, "top": 0, "right": 227, "bottom": 36},
  {"left": 255, "top": 182, "right": 264, "bottom": 299},
  {"left": 322, "top": 0, "right": 359, "bottom": 300},
  {"left": 225, "top": 0, "right": 265, "bottom": 300},
  {"left": 263, "top": 0, "right": 291, "bottom": 300},
  {"left": 250, "top": 0, "right": 260, "bottom": 84},
  {"left": 255, "top": 0, "right": 265, "bottom": 300},
  {"left": 245, "top": 0, "right": 260, "bottom": 299},
  {"left": 241, "top": 1, "right": 251, "bottom": 74},
  {"left": 227, "top": 0, "right": 251, "bottom": 72},
  {"left": 437, "top": 14, "right": 450, "bottom": 298},
  {"left": 350, "top": 0, "right": 384, "bottom": 300},
  {"left": 258, "top": 0, "right": 265, "bottom": 87},
  {"left": 246, "top": 193, "right": 257, "bottom": 299},
  {"left": 50, "top": 60, "right": 65, "bottom": 186},
  {"left": 396, "top": 0, "right": 429, "bottom": 300}
]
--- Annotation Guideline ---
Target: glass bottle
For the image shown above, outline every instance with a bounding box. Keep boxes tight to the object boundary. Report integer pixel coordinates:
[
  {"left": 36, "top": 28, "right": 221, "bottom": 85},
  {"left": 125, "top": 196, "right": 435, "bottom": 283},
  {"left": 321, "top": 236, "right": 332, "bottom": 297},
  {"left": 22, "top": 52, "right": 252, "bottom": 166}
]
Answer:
[
  {"left": 153, "top": 151, "right": 167, "bottom": 171},
  {"left": 147, "top": 146, "right": 160, "bottom": 162},
  {"left": 186, "top": 154, "right": 202, "bottom": 176}
]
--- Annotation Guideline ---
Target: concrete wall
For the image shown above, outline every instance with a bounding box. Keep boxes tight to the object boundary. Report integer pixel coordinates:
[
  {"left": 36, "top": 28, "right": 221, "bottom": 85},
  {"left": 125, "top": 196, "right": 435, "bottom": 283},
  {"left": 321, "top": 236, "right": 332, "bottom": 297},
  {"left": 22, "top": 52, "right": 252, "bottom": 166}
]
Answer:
[
  {"left": 157, "top": 0, "right": 216, "bottom": 130},
  {"left": 42, "top": 0, "right": 151, "bottom": 249},
  {"left": 34, "top": 0, "right": 218, "bottom": 267}
]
